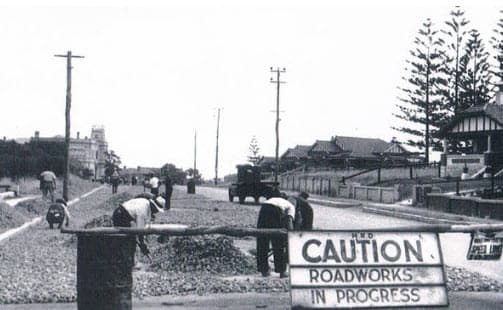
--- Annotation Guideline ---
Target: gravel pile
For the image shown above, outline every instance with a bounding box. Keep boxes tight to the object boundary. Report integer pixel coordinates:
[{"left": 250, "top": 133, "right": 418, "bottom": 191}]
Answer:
[
  {"left": 148, "top": 236, "right": 256, "bottom": 275},
  {"left": 446, "top": 266, "right": 503, "bottom": 291},
  {"left": 133, "top": 272, "right": 289, "bottom": 299}
]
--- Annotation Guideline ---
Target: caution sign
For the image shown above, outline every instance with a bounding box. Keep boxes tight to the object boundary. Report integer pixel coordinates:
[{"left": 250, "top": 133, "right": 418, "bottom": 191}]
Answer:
[{"left": 288, "top": 231, "right": 448, "bottom": 308}]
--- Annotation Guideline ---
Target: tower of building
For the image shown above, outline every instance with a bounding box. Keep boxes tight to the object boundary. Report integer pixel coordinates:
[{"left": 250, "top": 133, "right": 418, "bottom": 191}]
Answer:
[{"left": 91, "top": 125, "right": 108, "bottom": 178}]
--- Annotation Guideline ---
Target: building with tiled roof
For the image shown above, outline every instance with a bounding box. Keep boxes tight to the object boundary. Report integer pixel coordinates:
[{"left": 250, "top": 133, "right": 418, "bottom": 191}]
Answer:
[{"left": 275, "top": 135, "right": 415, "bottom": 171}]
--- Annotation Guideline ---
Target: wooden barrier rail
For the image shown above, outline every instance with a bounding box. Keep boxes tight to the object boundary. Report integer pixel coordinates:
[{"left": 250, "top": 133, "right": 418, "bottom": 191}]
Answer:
[{"left": 61, "top": 222, "right": 503, "bottom": 236}]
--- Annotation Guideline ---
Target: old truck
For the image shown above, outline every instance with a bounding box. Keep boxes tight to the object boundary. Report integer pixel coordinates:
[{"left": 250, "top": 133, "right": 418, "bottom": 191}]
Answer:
[{"left": 228, "top": 164, "right": 279, "bottom": 204}]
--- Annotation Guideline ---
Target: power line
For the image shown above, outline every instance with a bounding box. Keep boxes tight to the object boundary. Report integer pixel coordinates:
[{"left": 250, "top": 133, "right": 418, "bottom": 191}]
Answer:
[{"left": 270, "top": 67, "right": 286, "bottom": 184}]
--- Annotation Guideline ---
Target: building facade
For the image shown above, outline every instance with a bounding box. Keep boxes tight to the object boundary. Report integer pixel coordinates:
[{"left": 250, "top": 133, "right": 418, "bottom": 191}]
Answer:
[{"left": 32, "top": 126, "right": 108, "bottom": 178}]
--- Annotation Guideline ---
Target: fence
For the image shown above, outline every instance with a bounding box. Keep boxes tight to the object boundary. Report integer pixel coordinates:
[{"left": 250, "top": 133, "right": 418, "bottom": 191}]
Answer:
[
  {"left": 278, "top": 175, "right": 402, "bottom": 203},
  {"left": 426, "top": 193, "right": 503, "bottom": 220}
]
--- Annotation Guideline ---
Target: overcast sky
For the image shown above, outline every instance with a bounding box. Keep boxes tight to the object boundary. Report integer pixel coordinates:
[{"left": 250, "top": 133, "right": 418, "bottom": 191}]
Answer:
[{"left": 1, "top": 0, "right": 502, "bottom": 178}]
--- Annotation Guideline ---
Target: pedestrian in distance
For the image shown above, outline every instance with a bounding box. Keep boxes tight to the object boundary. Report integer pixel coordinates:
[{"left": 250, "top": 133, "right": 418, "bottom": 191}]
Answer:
[
  {"left": 110, "top": 169, "right": 120, "bottom": 194},
  {"left": 112, "top": 194, "right": 165, "bottom": 260},
  {"left": 164, "top": 175, "right": 173, "bottom": 210},
  {"left": 39, "top": 170, "right": 57, "bottom": 202},
  {"left": 256, "top": 191, "right": 296, "bottom": 278},
  {"left": 149, "top": 173, "right": 160, "bottom": 196}
]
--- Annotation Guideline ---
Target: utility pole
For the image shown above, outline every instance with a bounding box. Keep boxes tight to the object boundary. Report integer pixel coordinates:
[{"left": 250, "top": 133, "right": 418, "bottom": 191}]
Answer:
[
  {"left": 214, "top": 108, "right": 221, "bottom": 185},
  {"left": 194, "top": 131, "right": 197, "bottom": 177},
  {"left": 270, "top": 67, "right": 286, "bottom": 183},
  {"left": 55, "top": 51, "right": 84, "bottom": 201}
]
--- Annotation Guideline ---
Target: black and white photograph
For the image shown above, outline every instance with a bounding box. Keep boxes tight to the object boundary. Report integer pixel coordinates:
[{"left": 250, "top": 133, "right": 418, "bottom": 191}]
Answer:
[{"left": 1, "top": 0, "right": 503, "bottom": 309}]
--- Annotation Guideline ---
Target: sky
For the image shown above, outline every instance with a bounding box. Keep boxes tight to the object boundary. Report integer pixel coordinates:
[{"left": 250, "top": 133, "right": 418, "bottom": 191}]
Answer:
[{"left": 1, "top": 0, "right": 502, "bottom": 179}]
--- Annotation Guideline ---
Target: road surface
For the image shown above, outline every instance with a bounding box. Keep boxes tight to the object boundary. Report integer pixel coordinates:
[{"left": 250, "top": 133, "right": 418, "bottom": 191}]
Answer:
[{"left": 194, "top": 186, "right": 503, "bottom": 282}]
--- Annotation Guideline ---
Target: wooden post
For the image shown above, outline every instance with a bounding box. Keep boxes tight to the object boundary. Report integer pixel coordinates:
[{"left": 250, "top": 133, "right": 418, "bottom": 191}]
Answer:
[
  {"left": 377, "top": 168, "right": 381, "bottom": 184},
  {"left": 55, "top": 51, "right": 84, "bottom": 201},
  {"left": 214, "top": 108, "right": 221, "bottom": 185},
  {"left": 456, "top": 181, "right": 460, "bottom": 196},
  {"left": 409, "top": 166, "right": 413, "bottom": 179},
  {"left": 270, "top": 67, "right": 286, "bottom": 184}
]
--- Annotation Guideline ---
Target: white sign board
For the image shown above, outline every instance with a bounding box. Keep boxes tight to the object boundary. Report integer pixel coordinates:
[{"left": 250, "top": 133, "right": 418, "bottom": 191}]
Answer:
[{"left": 288, "top": 231, "right": 448, "bottom": 309}]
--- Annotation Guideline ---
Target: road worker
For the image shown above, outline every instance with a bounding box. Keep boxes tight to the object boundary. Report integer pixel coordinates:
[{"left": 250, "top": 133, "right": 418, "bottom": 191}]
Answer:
[
  {"left": 256, "top": 191, "right": 296, "bottom": 278},
  {"left": 46, "top": 198, "right": 71, "bottom": 229},
  {"left": 148, "top": 173, "right": 160, "bottom": 196},
  {"left": 39, "top": 170, "right": 57, "bottom": 202},
  {"left": 112, "top": 194, "right": 165, "bottom": 258},
  {"left": 164, "top": 175, "right": 173, "bottom": 210},
  {"left": 290, "top": 191, "right": 313, "bottom": 230},
  {"left": 110, "top": 169, "right": 120, "bottom": 194}
]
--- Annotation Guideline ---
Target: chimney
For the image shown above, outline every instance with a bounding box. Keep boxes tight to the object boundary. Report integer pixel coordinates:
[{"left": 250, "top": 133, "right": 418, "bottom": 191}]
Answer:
[
  {"left": 77, "top": 131, "right": 80, "bottom": 139},
  {"left": 497, "top": 84, "right": 503, "bottom": 105},
  {"left": 34, "top": 131, "right": 40, "bottom": 139}
]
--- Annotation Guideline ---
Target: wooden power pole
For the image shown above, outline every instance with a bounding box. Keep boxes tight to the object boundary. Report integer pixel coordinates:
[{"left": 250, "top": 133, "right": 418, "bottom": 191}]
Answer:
[
  {"left": 55, "top": 51, "right": 84, "bottom": 201},
  {"left": 194, "top": 131, "right": 197, "bottom": 176},
  {"left": 270, "top": 67, "right": 286, "bottom": 183},
  {"left": 214, "top": 108, "right": 221, "bottom": 185}
]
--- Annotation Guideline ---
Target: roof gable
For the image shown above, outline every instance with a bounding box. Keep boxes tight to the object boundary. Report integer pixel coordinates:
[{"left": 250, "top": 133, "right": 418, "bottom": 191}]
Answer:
[
  {"left": 333, "top": 136, "right": 391, "bottom": 156},
  {"left": 309, "top": 140, "right": 342, "bottom": 154},
  {"left": 439, "top": 104, "right": 503, "bottom": 137}
]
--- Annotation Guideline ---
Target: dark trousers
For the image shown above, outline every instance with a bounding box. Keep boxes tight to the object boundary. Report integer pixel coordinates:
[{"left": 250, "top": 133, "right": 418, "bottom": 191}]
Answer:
[
  {"left": 256, "top": 204, "right": 287, "bottom": 274},
  {"left": 151, "top": 187, "right": 159, "bottom": 196},
  {"left": 165, "top": 188, "right": 172, "bottom": 210},
  {"left": 112, "top": 181, "right": 119, "bottom": 194},
  {"left": 41, "top": 181, "right": 55, "bottom": 202},
  {"left": 112, "top": 205, "right": 133, "bottom": 227}
]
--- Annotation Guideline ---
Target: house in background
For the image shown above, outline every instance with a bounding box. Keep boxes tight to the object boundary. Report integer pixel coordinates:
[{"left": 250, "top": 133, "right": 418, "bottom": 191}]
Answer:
[
  {"left": 437, "top": 90, "right": 503, "bottom": 178},
  {"left": 274, "top": 136, "right": 416, "bottom": 171},
  {"left": 280, "top": 145, "right": 311, "bottom": 171}
]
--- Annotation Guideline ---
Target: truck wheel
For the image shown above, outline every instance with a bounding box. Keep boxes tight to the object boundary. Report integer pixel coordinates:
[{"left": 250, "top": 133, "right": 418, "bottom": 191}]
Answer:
[
  {"left": 239, "top": 196, "right": 245, "bottom": 204},
  {"left": 254, "top": 196, "right": 260, "bottom": 204}
]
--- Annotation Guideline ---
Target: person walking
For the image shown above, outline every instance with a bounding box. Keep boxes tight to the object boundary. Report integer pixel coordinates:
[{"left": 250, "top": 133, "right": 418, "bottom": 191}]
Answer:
[
  {"left": 256, "top": 193, "right": 296, "bottom": 278},
  {"left": 112, "top": 194, "right": 165, "bottom": 261},
  {"left": 148, "top": 173, "right": 160, "bottom": 196},
  {"left": 110, "top": 169, "right": 121, "bottom": 194},
  {"left": 164, "top": 175, "right": 173, "bottom": 210},
  {"left": 39, "top": 170, "right": 57, "bottom": 202}
]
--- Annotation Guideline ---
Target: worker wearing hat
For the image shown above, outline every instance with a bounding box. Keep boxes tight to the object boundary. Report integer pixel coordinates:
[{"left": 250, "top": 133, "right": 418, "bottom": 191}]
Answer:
[{"left": 112, "top": 195, "right": 165, "bottom": 256}]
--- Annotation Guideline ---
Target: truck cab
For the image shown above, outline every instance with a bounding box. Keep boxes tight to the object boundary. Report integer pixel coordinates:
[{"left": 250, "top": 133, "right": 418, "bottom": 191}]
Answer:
[{"left": 228, "top": 164, "right": 278, "bottom": 204}]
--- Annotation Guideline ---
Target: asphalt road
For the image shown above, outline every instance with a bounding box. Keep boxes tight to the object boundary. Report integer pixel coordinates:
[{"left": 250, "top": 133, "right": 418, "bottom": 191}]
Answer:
[{"left": 194, "top": 186, "right": 503, "bottom": 283}]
